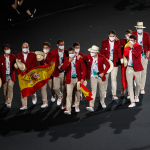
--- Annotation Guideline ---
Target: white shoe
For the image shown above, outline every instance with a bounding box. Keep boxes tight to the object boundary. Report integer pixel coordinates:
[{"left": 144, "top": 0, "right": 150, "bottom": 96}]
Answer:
[
  {"left": 5, "top": 100, "right": 8, "bottom": 105},
  {"left": 127, "top": 93, "right": 130, "bottom": 99},
  {"left": 112, "top": 95, "right": 118, "bottom": 100},
  {"left": 72, "top": 103, "right": 75, "bottom": 107},
  {"left": 51, "top": 96, "right": 56, "bottom": 102},
  {"left": 20, "top": 106, "right": 27, "bottom": 110},
  {"left": 57, "top": 97, "right": 62, "bottom": 106},
  {"left": 101, "top": 102, "right": 106, "bottom": 108},
  {"left": 86, "top": 107, "right": 94, "bottom": 112},
  {"left": 64, "top": 110, "right": 71, "bottom": 115},
  {"left": 75, "top": 106, "right": 80, "bottom": 112},
  {"left": 128, "top": 102, "right": 136, "bottom": 107},
  {"left": 140, "top": 89, "right": 145, "bottom": 94},
  {"left": 61, "top": 105, "right": 66, "bottom": 110},
  {"left": 7, "top": 103, "right": 11, "bottom": 108},
  {"left": 135, "top": 96, "right": 139, "bottom": 102},
  {"left": 32, "top": 96, "right": 37, "bottom": 105},
  {"left": 104, "top": 91, "right": 107, "bottom": 98},
  {"left": 41, "top": 102, "right": 48, "bottom": 108}
]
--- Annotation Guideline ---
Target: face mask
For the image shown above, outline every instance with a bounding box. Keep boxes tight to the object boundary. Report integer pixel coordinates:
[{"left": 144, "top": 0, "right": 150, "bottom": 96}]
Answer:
[
  {"left": 129, "top": 41, "right": 134, "bottom": 45},
  {"left": 109, "top": 37, "right": 115, "bottom": 41},
  {"left": 90, "top": 52, "right": 96, "bottom": 57},
  {"left": 126, "top": 36, "right": 130, "bottom": 40},
  {"left": 22, "top": 48, "right": 29, "bottom": 53},
  {"left": 5, "top": 49, "right": 11, "bottom": 54},
  {"left": 43, "top": 49, "right": 49, "bottom": 53},
  {"left": 59, "top": 46, "right": 64, "bottom": 50},
  {"left": 137, "top": 29, "right": 143, "bottom": 34},
  {"left": 75, "top": 49, "right": 80, "bottom": 53},
  {"left": 69, "top": 53, "right": 75, "bottom": 58}
]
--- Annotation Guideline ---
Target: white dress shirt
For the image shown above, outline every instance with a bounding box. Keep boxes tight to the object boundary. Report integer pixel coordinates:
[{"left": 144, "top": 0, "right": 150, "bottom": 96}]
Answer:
[
  {"left": 5, "top": 55, "right": 10, "bottom": 74},
  {"left": 58, "top": 51, "right": 64, "bottom": 74},
  {"left": 128, "top": 49, "right": 133, "bottom": 66},
  {"left": 138, "top": 33, "right": 145, "bottom": 58},
  {"left": 71, "top": 57, "right": 77, "bottom": 77},
  {"left": 109, "top": 40, "right": 114, "bottom": 61}
]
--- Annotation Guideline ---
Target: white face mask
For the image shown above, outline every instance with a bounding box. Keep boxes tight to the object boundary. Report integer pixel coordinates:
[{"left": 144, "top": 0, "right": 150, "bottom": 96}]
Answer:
[
  {"left": 59, "top": 46, "right": 64, "bottom": 50},
  {"left": 22, "top": 48, "right": 29, "bottom": 53},
  {"left": 137, "top": 29, "right": 143, "bottom": 34},
  {"left": 126, "top": 36, "right": 130, "bottom": 40},
  {"left": 90, "top": 52, "right": 96, "bottom": 57},
  {"left": 43, "top": 49, "right": 49, "bottom": 53},
  {"left": 129, "top": 41, "right": 134, "bottom": 45},
  {"left": 75, "top": 49, "right": 80, "bottom": 53},
  {"left": 69, "top": 53, "right": 75, "bottom": 58},
  {"left": 5, "top": 49, "right": 11, "bottom": 54},
  {"left": 109, "top": 37, "right": 115, "bottom": 41}
]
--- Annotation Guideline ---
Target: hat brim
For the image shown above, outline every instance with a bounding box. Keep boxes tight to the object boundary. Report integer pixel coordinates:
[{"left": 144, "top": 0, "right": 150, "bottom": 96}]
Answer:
[
  {"left": 16, "top": 59, "right": 26, "bottom": 71},
  {"left": 134, "top": 26, "right": 146, "bottom": 28},
  {"left": 88, "top": 48, "right": 99, "bottom": 53},
  {"left": 106, "top": 60, "right": 114, "bottom": 73}
]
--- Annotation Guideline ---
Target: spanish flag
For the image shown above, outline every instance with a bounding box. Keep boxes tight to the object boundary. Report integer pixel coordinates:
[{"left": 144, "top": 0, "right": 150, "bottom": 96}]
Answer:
[
  {"left": 80, "top": 83, "right": 93, "bottom": 101},
  {"left": 18, "top": 62, "right": 55, "bottom": 98}
]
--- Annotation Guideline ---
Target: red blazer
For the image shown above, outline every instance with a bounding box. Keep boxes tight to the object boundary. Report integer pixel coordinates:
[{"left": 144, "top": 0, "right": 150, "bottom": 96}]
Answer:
[
  {"left": 49, "top": 48, "right": 68, "bottom": 77},
  {"left": 17, "top": 51, "right": 38, "bottom": 73},
  {"left": 100, "top": 39, "right": 122, "bottom": 67},
  {"left": 40, "top": 51, "right": 51, "bottom": 65},
  {"left": 126, "top": 44, "right": 144, "bottom": 71},
  {"left": 120, "top": 38, "right": 128, "bottom": 56},
  {"left": 132, "top": 31, "right": 150, "bottom": 53},
  {"left": 0, "top": 54, "right": 16, "bottom": 84},
  {"left": 83, "top": 53, "right": 110, "bottom": 81},
  {"left": 62, "top": 57, "right": 86, "bottom": 84}
]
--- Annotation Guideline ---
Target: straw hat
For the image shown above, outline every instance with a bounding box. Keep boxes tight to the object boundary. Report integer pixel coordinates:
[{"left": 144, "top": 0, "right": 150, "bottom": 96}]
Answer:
[
  {"left": 35, "top": 51, "right": 45, "bottom": 61},
  {"left": 0, "top": 78, "right": 2, "bottom": 88},
  {"left": 120, "top": 57, "right": 128, "bottom": 67},
  {"left": 134, "top": 22, "right": 146, "bottom": 28},
  {"left": 88, "top": 45, "right": 99, "bottom": 53},
  {"left": 103, "top": 59, "right": 114, "bottom": 74},
  {"left": 77, "top": 80, "right": 87, "bottom": 91},
  {"left": 15, "top": 59, "right": 26, "bottom": 71}
]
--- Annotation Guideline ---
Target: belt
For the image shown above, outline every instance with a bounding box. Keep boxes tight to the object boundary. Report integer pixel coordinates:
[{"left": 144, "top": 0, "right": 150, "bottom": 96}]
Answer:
[
  {"left": 71, "top": 77, "right": 77, "bottom": 79},
  {"left": 128, "top": 65, "right": 133, "bottom": 68}
]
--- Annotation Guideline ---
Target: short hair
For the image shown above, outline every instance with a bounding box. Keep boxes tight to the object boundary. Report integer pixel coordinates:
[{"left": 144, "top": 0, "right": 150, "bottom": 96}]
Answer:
[
  {"left": 126, "top": 29, "right": 132, "bottom": 35},
  {"left": 43, "top": 42, "right": 51, "bottom": 48},
  {"left": 68, "top": 46, "right": 74, "bottom": 52},
  {"left": 129, "top": 35, "right": 137, "bottom": 40},
  {"left": 57, "top": 39, "right": 64, "bottom": 45},
  {"left": 2, "top": 44, "right": 10, "bottom": 52},
  {"left": 109, "top": 30, "right": 116, "bottom": 35},
  {"left": 73, "top": 42, "right": 80, "bottom": 48}
]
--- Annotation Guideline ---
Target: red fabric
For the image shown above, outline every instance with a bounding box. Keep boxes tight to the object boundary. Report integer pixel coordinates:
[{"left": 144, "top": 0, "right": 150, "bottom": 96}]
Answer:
[
  {"left": 100, "top": 39, "right": 122, "bottom": 67},
  {"left": 17, "top": 51, "right": 38, "bottom": 74},
  {"left": 62, "top": 57, "right": 87, "bottom": 84},
  {"left": 0, "top": 54, "right": 16, "bottom": 84},
  {"left": 122, "top": 43, "right": 144, "bottom": 90},
  {"left": 49, "top": 48, "right": 68, "bottom": 77},
  {"left": 83, "top": 53, "right": 110, "bottom": 81},
  {"left": 132, "top": 31, "right": 150, "bottom": 53}
]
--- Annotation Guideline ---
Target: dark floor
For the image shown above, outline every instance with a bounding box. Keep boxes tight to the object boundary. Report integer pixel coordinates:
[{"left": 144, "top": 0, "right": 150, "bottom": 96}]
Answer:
[{"left": 1, "top": 0, "right": 150, "bottom": 150}]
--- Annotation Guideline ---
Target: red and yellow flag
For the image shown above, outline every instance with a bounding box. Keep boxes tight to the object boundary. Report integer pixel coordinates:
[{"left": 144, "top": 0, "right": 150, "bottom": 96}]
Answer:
[
  {"left": 80, "top": 83, "right": 93, "bottom": 101},
  {"left": 18, "top": 62, "right": 55, "bottom": 98}
]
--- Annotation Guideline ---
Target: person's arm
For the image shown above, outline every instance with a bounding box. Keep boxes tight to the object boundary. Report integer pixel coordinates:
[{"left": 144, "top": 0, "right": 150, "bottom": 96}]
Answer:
[
  {"left": 100, "top": 41, "right": 105, "bottom": 55},
  {"left": 61, "top": 58, "right": 70, "bottom": 71},
  {"left": 26, "top": 54, "right": 38, "bottom": 71},
  {"left": 132, "top": 46, "right": 142, "bottom": 58},
  {"left": 18, "top": 0, "right": 24, "bottom": 6},
  {"left": 12, "top": 0, "right": 18, "bottom": 9},
  {"left": 117, "top": 41, "right": 122, "bottom": 59},
  {"left": 103, "top": 57, "right": 110, "bottom": 75},
  {"left": 80, "top": 58, "right": 87, "bottom": 81}
]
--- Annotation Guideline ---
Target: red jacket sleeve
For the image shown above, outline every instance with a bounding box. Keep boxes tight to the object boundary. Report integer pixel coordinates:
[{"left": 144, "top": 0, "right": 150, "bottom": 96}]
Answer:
[
  {"left": 100, "top": 41, "right": 105, "bottom": 55},
  {"left": 147, "top": 33, "right": 150, "bottom": 51},
  {"left": 103, "top": 57, "right": 110, "bottom": 74},
  {"left": 132, "top": 45, "right": 142, "bottom": 58},
  {"left": 62, "top": 57, "right": 70, "bottom": 71},
  {"left": 80, "top": 58, "right": 87, "bottom": 80},
  {"left": 117, "top": 41, "right": 122, "bottom": 59}
]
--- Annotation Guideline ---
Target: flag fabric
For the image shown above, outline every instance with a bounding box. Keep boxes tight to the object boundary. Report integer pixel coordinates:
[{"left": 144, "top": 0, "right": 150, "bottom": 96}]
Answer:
[
  {"left": 122, "top": 42, "right": 139, "bottom": 90},
  {"left": 80, "top": 83, "right": 93, "bottom": 101},
  {"left": 18, "top": 62, "right": 55, "bottom": 98}
]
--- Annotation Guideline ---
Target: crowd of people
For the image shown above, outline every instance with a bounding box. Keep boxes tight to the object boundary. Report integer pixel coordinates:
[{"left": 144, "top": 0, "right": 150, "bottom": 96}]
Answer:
[{"left": 0, "top": 21, "right": 150, "bottom": 115}]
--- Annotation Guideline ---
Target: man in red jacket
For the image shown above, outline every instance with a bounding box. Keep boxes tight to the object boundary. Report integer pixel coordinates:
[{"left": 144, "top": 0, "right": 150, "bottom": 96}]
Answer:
[
  {"left": 132, "top": 22, "right": 150, "bottom": 94},
  {"left": 100, "top": 30, "right": 122, "bottom": 100},
  {"left": 61, "top": 47, "right": 86, "bottom": 115},
  {"left": 83, "top": 45, "right": 110, "bottom": 112},
  {"left": 40, "top": 42, "right": 55, "bottom": 108},
  {"left": 125, "top": 35, "right": 144, "bottom": 107},
  {"left": 49, "top": 40, "right": 68, "bottom": 106},
  {"left": 16, "top": 42, "right": 38, "bottom": 110},
  {"left": 0, "top": 44, "right": 16, "bottom": 108}
]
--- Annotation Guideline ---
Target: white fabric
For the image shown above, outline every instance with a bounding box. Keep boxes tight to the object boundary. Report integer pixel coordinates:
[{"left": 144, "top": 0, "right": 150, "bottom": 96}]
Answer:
[
  {"left": 71, "top": 58, "right": 77, "bottom": 77},
  {"left": 5, "top": 56, "right": 10, "bottom": 74},
  {"left": 44, "top": 54, "right": 47, "bottom": 60},
  {"left": 91, "top": 57, "right": 101, "bottom": 79},
  {"left": 23, "top": 53, "right": 28, "bottom": 63},
  {"left": 138, "top": 33, "right": 145, "bottom": 58},
  {"left": 128, "top": 49, "right": 133, "bottom": 66},
  {"left": 109, "top": 41, "right": 114, "bottom": 61},
  {"left": 58, "top": 51, "right": 64, "bottom": 74}
]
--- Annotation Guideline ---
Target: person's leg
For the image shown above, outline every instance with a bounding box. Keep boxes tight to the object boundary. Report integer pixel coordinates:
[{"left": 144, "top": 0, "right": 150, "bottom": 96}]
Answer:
[
  {"left": 21, "top": 95, "right": 27, "bottom": 106},
  {"left": 134, "top": 71, "right": 141, "bottom": 97},
  {"left": 48, "top": 78, "right": 55, "bottom": 97},
  {"left": 3, "top": 82, "right": 8, "bottom": 102},
  {"left": 60, "top": 74, "right": 65, "bottom": 93},
  {"left": 53, "top": 76, "right": 62, "bottom": 98},
  {"left": 103, "top": 73, "right": 110, "bottom": 92},
  {"left": 41, "top": 83, "right": 48, "bottom": 103},
  {"left": 7, "top": 80, "right": 14, "bottom": 104},
  {"left": 74, "top": 79, "right": 80, "bottom": 108},
  {"left": 97, "top": 79, "right": 105, "bottom": 104},
  {"left": 111, "top": 67, "right": 118, "bottom": 96}
]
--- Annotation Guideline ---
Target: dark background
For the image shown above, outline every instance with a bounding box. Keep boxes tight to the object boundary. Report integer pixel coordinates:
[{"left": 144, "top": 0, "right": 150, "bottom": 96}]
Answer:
[{"left": 1, "top": 0, "right": 150, "bottom": 150}]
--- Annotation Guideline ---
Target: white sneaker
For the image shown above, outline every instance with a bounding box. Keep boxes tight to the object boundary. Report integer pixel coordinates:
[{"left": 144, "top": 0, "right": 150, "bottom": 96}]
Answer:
[
  {"left": 104, "top": 91, "right": 107, "bottom": 98},
  {"left": 86, "top": 107, "right": 94, "bottom": 112},
  {"left": 41, "top": 102, "right": 48, "bottom": 108},
  {"left": 128, "top": 102, "right": 136, "bottom": 107},
  {"left": 7, "top": 103, "right": 11, "bottom": 108},
  {"left": 75, "top": 106, "right": 80, "bottom": 112},
  {"left": 61, "top": 105, "right": 66, "bottom": 110},
  {"left": 5, "top": 100, "right": 8, "bottom": 105},
  {"left": 32, "top": 96, "right": 37, "bottom": 105},
  {"left": 140, "top": 89, "right": 145, "bottom": 94},
  {"left": 135, "top": 96, "right": 139, "bottom": 102},
  {"left": 72, "top": 103, "right": 75, "bottom": 107},
  {"left": 51, "top": 96, "right": 56, "bottom": 102},
  {"left": 57, "top": 97, "right": 62, "bottom": 106},
  {"left": 64, "top": 110, "right": 71, "bottom": 115},
  {"left": 127, "top": 93, "right": 130, "bottom": 99},
  {"left": 101, "top": 102, "right": 106, "bottom": 108},
  {"left": 112, "top": 95, "right": 118, "bottom": 100},
  {"left": 20, "top": 106, "right": 27, "bottom": 110}
]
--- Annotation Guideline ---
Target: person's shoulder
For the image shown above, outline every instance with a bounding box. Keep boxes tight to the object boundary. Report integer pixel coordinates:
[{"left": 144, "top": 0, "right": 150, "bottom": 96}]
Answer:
[
  {"left": 143, "top": 31, "right": 149, "bottom": 36},
  {"left": 102, "top": 39, "right": 108, "bottom": 43},
  {"left": 10, "top": 54, "right": 16, "bottom": 58},
  {"left": 98, "top": 53, "right": 105, "bottom": 58},
  {"left": 132, "top": 31, "right": 137, "bottom": 34}
]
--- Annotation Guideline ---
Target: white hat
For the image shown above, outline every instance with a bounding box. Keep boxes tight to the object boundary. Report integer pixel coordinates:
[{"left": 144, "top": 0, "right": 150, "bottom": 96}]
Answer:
[
  {"left": 35, "top": 51, "right": 45, "bottom": 61},
  {"left": 77, "top": 80, "right": 87, "bottom": 91},
  {"left": 120, "top": 57, "right": 128, "bottom": 67},
  {"left": 15, "top": 59, "right": 26, "bottom": 71},
  {"left": 88, "top": 45, "right": 99, "bottom": 53},
  {"left": 134, "top": 22, "right": 146, "bottom": 28},
  {"left": 103, "top": 59, "right": 114, "bottom": 74}
]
